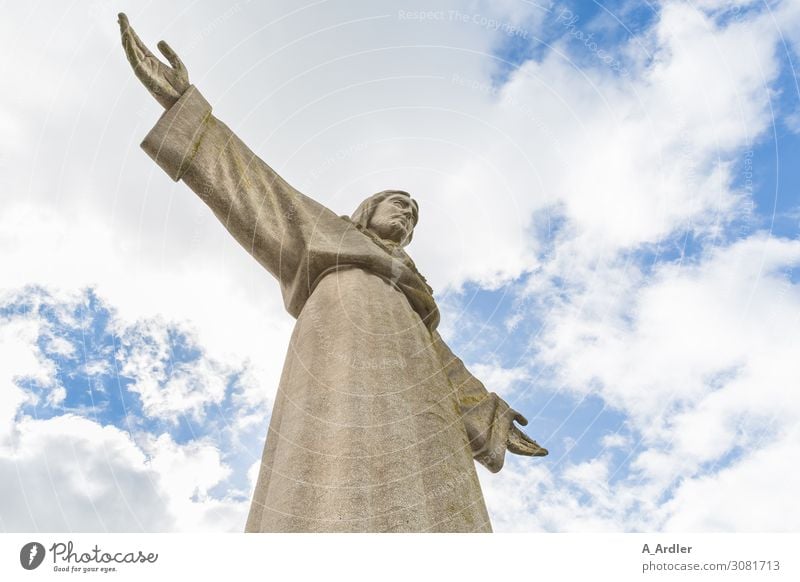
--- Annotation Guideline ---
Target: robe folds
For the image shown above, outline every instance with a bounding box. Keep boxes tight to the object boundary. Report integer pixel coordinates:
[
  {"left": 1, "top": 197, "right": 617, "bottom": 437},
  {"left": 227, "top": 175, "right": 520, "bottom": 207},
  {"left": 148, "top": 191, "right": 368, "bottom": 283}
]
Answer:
[{"left": 141, "top": 86, "right": 520, "bottom": 532}]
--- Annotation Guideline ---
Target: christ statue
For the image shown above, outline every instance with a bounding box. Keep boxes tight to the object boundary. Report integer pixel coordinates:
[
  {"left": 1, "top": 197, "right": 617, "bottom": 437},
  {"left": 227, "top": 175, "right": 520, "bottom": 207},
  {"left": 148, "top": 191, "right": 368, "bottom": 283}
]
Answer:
[{"left": 118, "top": 13, "right": 547, "bottom": 533}]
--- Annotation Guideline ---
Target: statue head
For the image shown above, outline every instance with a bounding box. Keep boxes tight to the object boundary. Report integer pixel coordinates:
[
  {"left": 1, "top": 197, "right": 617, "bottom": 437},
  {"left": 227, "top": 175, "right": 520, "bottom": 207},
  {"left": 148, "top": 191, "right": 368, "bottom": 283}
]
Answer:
[{"left": 351, "top": 190, "right": 419, "bottom": 247}]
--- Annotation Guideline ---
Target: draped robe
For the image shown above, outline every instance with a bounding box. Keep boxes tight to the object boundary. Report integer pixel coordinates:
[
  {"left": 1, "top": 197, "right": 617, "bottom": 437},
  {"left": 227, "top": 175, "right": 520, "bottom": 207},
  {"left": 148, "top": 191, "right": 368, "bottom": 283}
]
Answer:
[{"left": 141, "top": 86, "right": 521, "bottom": 532}]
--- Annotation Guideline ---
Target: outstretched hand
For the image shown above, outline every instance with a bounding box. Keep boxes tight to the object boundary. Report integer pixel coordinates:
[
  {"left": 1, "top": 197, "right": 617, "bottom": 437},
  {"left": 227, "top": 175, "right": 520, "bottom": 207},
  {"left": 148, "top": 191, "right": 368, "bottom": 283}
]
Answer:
[
  {"left": 507, "top": 412, "right": 548, "bottom": 457},
  {"left": 118, "top": 13, "right": 190, "bottom": 109}
]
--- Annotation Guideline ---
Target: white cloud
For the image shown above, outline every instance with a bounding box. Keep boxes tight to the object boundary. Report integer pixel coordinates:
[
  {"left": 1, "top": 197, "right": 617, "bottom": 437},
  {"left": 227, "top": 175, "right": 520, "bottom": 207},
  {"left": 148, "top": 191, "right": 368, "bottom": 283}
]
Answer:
[
  {"left": 0, "top": 203, "right": 288, "bottom": 418},
  {"left": 44, "top": 334, "right": 75, "bottom": 358},
  {"left": 0, "top": 414, "right": 248, "bottom": 532},
  {"left": 117, "top": 319, "right": 227, "bottom": 423},
  {"left": 514, "top": 233, "right": 800, "bottom": 531},
  {"left": 0, "top": 285, "right": 268, "bottom": 532},
  {"left": 480, "top": 456, "right": 628, "bottom": 532},
  {"left": 523, "top": 0, "right": 780, "bottom": 264},
  {"left": 84, "top": 359, "right": 112, "bottom": 377},
  {"left": 537, "top": 234, "right": 800, "bottom": 435},
  {"left": 392, "top": 0, "right": 786, "bottom": 291},
  {"left": 469, "top": 361, "right": 530, "bottom": 398},
  {"left": 0, "top": 315, "right": 58, "bottom": 444},
  {"left": 601, "top": 432, "right": 630, "bottom": 449},
  {"left": 662, "top": 429, "right": 800, "bottom": 531},
  {"left": 0, "top": 415, "right": 169, "bottom": 531},
  {"left": 142, "top": 432, "right": 247, "bottom": 531}
]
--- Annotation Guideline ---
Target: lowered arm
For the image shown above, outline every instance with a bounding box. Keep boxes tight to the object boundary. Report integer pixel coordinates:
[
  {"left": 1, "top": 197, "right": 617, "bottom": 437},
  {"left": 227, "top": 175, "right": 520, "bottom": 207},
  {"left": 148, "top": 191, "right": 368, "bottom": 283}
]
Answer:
[{"left": 431, "top": 331, "right": 547, "bottom": 473}]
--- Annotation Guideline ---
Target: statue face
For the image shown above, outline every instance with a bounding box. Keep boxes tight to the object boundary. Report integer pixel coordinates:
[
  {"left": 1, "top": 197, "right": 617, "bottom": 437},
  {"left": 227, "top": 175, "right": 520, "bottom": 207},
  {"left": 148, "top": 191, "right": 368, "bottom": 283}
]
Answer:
[{"left": 367, "top": 193, "right": 417, "bottom": 245}]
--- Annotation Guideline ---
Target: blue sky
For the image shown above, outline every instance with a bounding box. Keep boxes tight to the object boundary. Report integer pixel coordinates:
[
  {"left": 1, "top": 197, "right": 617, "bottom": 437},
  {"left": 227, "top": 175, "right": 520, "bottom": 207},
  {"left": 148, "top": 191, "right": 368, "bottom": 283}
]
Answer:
[{"left": 1, "top": 0, "right": 799, "bottom": 532}]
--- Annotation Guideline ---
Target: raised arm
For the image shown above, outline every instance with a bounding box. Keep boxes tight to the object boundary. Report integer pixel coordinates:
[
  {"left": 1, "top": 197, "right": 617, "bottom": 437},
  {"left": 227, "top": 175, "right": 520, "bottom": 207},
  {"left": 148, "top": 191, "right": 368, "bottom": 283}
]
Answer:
[
  {"left": 432, "top": 331, "right": 547, "bottom": 473},
  {"left": 118, "top": 13, "right": 339, "bottom": 289}
]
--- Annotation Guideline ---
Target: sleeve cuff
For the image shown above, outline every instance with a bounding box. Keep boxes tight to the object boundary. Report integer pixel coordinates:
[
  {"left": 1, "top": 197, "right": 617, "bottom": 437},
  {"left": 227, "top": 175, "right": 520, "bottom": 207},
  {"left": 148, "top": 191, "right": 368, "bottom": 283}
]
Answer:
[
  {"left": 140, "top": 85, "right": 212, "bottom": 182},
  {"left": 465, "top": 392, "right": 515, "bottom": 473}
]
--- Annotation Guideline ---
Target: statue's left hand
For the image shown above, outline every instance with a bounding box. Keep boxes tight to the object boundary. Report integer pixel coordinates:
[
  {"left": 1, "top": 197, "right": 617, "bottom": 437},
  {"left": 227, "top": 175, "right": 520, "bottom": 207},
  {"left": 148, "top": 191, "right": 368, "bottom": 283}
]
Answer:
[
  {"left": 118, "top": 12, "right": 190, "bottom": 109},
  {"left": 507, "top": 412, "right": 548, "bottom": 457}
]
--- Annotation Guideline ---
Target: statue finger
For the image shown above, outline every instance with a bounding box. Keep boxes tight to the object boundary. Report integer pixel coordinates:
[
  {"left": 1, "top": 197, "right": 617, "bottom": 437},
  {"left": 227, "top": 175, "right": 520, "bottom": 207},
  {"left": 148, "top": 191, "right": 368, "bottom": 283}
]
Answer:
[
  {"left": 508, "top": 435, "right": 530, "bottom": 455},
  {"left": 512, "top": 433, "right": 548, "bottom": 456},
  {"left": 121, "top": 30, "right": 146, "bottom": 68},
  {"left": 511, "top": 426, "right": 540, "bottom": 448},
  {"left": 513, "top": 411, "right": 528, "bottom": 426},
  {"left": 117, "top": 12, "right": 130, "bottom": 34},
  {"left": 525, "top": 443, "right": 548, "bottom": 456},
  {"left": 532, "top": 443, "right": 548, "bottom": 456},
  {"left": 518, "top": 429, "right": 538, "bottom": 447},
  {"left": 121, "top": 19, "right": 157, "bottom": 61},
  {"left": 519, "top": 432, "right": 548, "bottom": 456},
  {"left": 157, "top": 41, "right": 187, "bottom": 77},
  {"left": 119, "top": 18, "right": 155, "bottom": 69}
]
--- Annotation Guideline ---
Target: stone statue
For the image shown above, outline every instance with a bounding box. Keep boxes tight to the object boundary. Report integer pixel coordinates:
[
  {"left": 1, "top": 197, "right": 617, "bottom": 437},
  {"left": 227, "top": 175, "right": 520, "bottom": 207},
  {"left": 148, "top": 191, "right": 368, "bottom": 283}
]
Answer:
[{"left": 118, "top": 13, "right": 547, "bottom": 533}]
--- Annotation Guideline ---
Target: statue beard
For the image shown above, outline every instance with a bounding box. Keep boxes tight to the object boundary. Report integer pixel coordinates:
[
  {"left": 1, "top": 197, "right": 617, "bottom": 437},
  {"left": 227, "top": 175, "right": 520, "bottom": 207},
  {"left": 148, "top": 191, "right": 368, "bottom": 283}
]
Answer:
[{"left": 367, "top": 215, "right": 412, "bottom": 246}]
